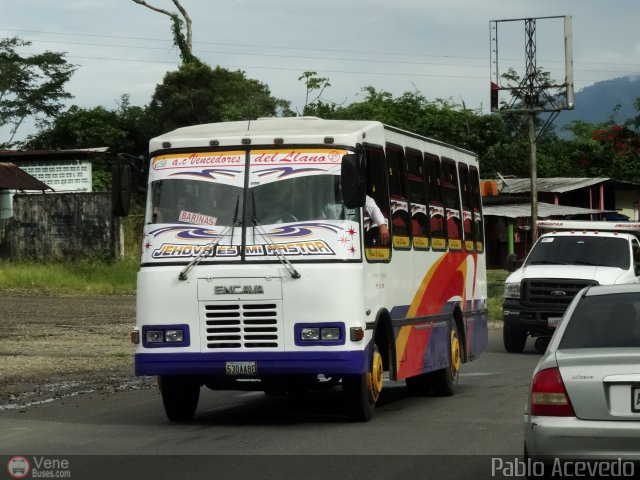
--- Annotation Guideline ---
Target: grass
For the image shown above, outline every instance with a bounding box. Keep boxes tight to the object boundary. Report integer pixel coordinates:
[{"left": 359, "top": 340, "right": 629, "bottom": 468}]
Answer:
[
  {"left": 0, "top": 259, "right": 508, "bottom": 322},
  {"left": 0, "top": 257, "right": 138, "bottom": 295},
  {"left": 488, "top": 269, "right": 509, "bottom": 323}
]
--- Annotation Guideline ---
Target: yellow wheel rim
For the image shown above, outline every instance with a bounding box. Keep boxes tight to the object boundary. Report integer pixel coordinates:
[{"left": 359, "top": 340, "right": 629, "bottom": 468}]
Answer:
[
  {"left": 451, "top": 330, "right": 461, "bottom": 380},
  {"left": 369, "top": 349, "right": 384, "bottom": 402}
]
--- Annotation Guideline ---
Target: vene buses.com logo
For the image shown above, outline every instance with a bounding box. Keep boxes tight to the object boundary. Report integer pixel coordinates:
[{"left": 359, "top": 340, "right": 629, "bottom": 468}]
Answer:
[{"left": 7, "top": 456, "right": 30, "bottom": 479}]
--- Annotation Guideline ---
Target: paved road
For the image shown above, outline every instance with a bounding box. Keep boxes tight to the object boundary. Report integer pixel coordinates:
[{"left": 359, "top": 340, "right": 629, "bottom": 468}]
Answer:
[
  {"left": 0, "top": 329, "right": 541, "bottom": 458},
  {"left": 1, "top": 329, "right": 544, "bottom": 480}
]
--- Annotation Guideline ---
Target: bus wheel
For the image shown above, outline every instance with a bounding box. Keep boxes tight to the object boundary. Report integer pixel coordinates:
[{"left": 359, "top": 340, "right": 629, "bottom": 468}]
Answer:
[
  {"left": 431, "top": 321, "right": 461, "bottom": 397},
  {"left": 343, "top": 344, "right": 383, "bottom": 422},
  {"left": 158, "top": 376, "right": 200, "bottom": 422}
]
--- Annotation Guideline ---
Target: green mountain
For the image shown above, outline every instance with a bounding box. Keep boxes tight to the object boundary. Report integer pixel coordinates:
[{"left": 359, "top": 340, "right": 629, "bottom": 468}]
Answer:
[{"left": 555, "top": 76, "right": 640, "bottom": 133}]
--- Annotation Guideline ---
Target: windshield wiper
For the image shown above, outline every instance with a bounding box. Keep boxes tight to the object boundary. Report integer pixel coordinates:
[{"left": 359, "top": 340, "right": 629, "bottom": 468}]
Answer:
[
  {"left": 178, "top": 195, "right": 241, "bottom": 281},
  {"left": 251, "top": 191, "right": 301, "bottom": 279}
]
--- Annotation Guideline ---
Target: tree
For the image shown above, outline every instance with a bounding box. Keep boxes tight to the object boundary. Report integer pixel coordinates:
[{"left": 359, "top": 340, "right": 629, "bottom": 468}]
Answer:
[
  {"left": 297, "top": 71, "right": 331, "bottom": 116},
  {"left": 148, "top": 62, "right": 292, "bottom": 132},
  {"left": 131, "top": 0, "right": 198, "bottom": 64},
  {"left": 24, "top": 95, "right": 154, "bottom": 193},
  {"left": 0, "top": 37, "right": 76, "bottom": 147}
]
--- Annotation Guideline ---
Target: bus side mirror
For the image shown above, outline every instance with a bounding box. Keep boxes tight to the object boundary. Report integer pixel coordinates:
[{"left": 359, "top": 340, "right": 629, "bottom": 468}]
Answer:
[
  {"left": 112, "top": 159, "right": 131, "bottom": 217},
  {"left": 341, "top": 153, "right": 366, "bottom": 209}
]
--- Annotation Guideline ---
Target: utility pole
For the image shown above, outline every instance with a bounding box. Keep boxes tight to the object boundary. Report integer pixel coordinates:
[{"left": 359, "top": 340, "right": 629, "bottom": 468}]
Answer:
[
  {"left": 524, "top": 18, "right": 539, "bottom": 240},
  {"left": 490, "top": 15, "right": 574, "bottom": 246}
]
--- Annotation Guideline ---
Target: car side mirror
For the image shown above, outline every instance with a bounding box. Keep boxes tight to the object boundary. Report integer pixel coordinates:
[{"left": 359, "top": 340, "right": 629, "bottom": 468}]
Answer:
[{"left": 341, "top": 153, "right": 365, "bottom": 209}]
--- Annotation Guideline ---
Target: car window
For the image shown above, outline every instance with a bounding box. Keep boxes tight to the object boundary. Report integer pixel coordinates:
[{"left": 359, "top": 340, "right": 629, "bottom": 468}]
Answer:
[
  {"left": 525, "top": 236, "right": 630, "bottom": 269},
  {"left": 559, "top": 293, "right": 640, "bottom": 349}
]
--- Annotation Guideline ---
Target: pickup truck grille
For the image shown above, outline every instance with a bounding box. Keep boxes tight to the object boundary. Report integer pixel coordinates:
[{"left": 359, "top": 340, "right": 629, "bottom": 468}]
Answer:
[
  {"left": 521, "top": 278, "right": 598, "bottom": 309},
  {"left": 202, "top": 302, "right": 280, "bottom": 349}
]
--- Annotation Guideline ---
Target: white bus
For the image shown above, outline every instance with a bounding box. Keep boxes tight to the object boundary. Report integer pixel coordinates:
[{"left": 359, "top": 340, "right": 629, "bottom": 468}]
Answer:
[{"left": 130, "top": 117, "right": 488, "bottom": 422}]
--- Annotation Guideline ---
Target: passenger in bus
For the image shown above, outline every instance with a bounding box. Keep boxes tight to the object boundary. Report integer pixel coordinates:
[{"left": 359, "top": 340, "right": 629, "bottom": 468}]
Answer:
[{"left": 365, "top": 195, "right": 389, "bottom": 245}]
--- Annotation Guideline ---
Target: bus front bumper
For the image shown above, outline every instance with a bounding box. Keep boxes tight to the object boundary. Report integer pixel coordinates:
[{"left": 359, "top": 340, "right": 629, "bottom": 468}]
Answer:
[{"left": 135, "top": 350, "right": 370, "bottom": 377}]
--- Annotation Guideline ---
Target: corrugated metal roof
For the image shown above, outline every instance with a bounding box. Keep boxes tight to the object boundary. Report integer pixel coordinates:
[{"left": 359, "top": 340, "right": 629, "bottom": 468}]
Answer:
[
  {"left": 483, "top": 202, "right": 612, "bottom": 219},
  {"left": 499, "top": 177, "right": 610, "bottom": 194},
  {"left": 0, "top": 162, "right": 52, "bottom": 191}
]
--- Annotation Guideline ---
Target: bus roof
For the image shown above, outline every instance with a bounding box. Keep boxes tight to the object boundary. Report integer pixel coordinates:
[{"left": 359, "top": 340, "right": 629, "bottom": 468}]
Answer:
[
  {"left": 537, "top": 220, "right": 640, "bottom": 233},
  {"left": 149, "top": 117, "right": 477, "bottom": 158}
]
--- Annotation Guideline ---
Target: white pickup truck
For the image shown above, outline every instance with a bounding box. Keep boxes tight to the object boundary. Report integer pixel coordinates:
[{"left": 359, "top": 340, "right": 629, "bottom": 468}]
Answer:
[{"left": 502, "top": 220, "right": 640, "bottom": 353}]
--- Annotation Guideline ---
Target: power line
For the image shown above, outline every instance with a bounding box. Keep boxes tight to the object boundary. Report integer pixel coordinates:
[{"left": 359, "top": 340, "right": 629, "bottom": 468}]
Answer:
[
  {"left": 20, "top": 37, "right": 640, "bottom": 78},
  {"left": 65, "top": 54, "right": 488, "bottom": 79},
  {"left": 4, "top": 26, "right": 640, "bottom": 70}
]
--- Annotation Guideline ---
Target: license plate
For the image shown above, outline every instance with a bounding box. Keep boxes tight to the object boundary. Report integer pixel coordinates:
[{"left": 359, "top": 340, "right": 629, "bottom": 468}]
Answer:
[
  {"left": 225, "top": 361, "right": 257, "bottom": 376},
  {"left": 548, "top": 317, "right": 562, "bottom": 328},
  {"left": 632, "top": 385, "right": 640, "bottom": 413}
]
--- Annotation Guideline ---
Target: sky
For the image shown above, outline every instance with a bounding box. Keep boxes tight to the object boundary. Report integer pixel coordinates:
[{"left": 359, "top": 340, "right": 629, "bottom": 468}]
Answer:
[{"left": 3, "top": 0, "right": 640, "bottom": 143}]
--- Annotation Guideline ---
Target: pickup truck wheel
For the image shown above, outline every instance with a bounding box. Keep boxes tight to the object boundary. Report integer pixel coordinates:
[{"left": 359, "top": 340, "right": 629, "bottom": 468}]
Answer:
[{"left": 503, "top": 327, "right": 527, "bottom": 353}]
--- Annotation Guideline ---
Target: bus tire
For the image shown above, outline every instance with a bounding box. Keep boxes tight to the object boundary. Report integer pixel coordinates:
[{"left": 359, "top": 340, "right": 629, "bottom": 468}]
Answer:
[
  {"left": 503, "top": 327, "right": 527, "bottom": 353},
  {"left": 343, "top": 344, "right": 383, "bottom": 422},
  {"left": 430, "top": 321, "right": 461, "bottom": 396},
  {"left": 159, "top": 376, "right": 200, "bottom": 422}
]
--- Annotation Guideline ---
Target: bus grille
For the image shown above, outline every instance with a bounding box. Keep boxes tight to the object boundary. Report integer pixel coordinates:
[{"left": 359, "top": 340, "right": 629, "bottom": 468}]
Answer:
[
  {"left": 521, "top": 278, "right": 597, "bottom": 309},
  {"left": 202, "top": 302, "right": 280, "bottom": 349}
]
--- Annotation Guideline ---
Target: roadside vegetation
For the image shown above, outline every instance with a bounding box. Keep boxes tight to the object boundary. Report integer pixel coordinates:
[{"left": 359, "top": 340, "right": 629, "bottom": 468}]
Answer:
[
  {"left": 0, "top": 257, "right": 138, "bottom": 295},
  {"left": 488, "top": 269, "right": 508, "bottom": 323},
  {"left": 0, "top": 258, "right": 508, "bottom": 321}
]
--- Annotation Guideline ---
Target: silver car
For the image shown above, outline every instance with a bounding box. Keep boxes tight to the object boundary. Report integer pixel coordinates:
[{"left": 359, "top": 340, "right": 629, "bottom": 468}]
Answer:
[{"left": 524, "top": 283, "right": 640, "bottom": 461}]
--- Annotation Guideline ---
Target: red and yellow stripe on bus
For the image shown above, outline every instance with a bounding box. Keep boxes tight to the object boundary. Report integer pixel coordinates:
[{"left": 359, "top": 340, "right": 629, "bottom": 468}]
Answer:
[{"left": 395, "top": 251, "right": 478, "bottom": 379}]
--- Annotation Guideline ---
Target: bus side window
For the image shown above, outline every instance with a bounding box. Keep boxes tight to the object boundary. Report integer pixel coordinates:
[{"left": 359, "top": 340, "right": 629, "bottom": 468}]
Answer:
[
  {"left": 426, "top": 153, "right": 446, "bottom": 251},
  {"left": 458, "top": 163, "right": 475, "bottom": 252},
  {"left": 386, "top": 143, "right": 410, "bottom": 250},
  {"left": 442, "top": 157, "right": 462, "bottom": 250},
  {"left": 406, "top": 148, "right": 429, "bottom": 250},
  {"left": 469, "top": 166, "right": 484, "bottom": 252},
  {"left": 364, "top": 146, "right": 391, "bottom": 261}
]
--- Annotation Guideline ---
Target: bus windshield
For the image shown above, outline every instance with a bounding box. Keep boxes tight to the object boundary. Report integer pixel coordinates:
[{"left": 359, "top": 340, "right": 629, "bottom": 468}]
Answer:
[
  {"left": 148, "top": 174, "right": 351, "bottom": 227},
  {"left": 249, "top": 174, "right": 350, "bottom": 225},
  {"left": 148, "top": 179, "right": 243, "bottom": 227}
]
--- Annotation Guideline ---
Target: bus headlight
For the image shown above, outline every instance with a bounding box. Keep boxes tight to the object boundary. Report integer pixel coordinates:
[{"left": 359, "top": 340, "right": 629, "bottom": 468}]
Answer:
[
  {"left": 301, "top": 328, "right": 320, "bottom": 341},
  {"left": 321, "top": 327, "right": 340, "bottom": 340},
  {"left": 145, "top": 330, "right": 165, "bottom": 343},
  {"left": 295, "top": 323, "right": 345, "bottom": 345},
  {"left": 142, "top": 325, "right": 190, "bottom": 347},
  {"left": 165, "top": 329, "right": 184, "bottom": 343},
  {"left": 504, "top": 282, "right": 521, "bottom": 299}
]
